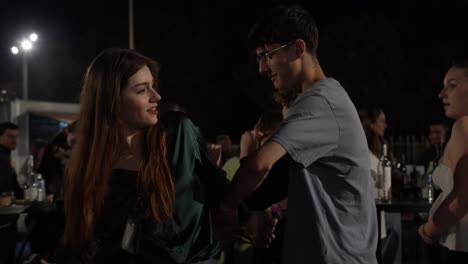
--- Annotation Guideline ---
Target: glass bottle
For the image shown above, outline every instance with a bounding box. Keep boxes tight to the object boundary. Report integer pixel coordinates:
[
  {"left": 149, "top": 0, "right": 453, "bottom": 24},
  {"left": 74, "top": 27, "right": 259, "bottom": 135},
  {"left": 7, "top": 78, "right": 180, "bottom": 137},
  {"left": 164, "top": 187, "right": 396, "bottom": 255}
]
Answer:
[{"left": 378, "top": 143, "right": 392, "bottom": 201}]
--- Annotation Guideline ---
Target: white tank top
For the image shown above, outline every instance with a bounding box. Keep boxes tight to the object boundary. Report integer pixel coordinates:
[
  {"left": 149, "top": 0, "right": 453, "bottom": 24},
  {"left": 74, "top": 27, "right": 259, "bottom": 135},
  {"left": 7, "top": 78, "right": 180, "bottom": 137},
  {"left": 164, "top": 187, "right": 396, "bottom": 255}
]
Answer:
[{"left": 429, "top": 163, "right": 468, "bottom": 251}]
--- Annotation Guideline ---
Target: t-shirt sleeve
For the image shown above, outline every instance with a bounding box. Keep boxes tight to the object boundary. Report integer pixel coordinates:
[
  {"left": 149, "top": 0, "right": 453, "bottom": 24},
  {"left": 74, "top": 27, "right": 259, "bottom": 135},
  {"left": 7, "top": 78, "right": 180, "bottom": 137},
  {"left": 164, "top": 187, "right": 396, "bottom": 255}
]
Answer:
[{"left": 271, "top": 94, "right": 339, "bottom": 168}]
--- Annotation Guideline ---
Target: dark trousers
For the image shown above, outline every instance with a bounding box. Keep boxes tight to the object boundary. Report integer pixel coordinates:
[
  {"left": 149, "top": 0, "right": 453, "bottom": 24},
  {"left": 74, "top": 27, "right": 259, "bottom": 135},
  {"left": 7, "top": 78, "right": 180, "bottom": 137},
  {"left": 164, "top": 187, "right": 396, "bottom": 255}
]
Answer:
[
  {"left": 426, "top": 244, "right": 468, "bottom": 264},
  {"left": 0, "top": 215, "right": 18, "bottom": 264}
]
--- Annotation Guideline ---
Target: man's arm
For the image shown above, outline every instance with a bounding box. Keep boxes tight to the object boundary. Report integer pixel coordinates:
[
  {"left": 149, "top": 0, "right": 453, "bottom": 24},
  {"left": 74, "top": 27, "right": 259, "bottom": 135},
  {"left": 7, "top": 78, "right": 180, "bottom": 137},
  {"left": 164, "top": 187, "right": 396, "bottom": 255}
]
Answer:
[{"left": 223, "top": 140, "right": 286, "bottom": 209}]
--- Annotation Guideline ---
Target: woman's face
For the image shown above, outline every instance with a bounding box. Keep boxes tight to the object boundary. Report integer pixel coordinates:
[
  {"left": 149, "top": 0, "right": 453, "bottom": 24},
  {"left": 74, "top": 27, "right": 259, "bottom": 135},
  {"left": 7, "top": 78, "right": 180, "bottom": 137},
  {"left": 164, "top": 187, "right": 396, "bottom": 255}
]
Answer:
[
  {"left": 439, "top": 66, "right": 468, "bottom": 120},
  {"left": 370, "top": 111, "right": 387, "bottom": 137},
  {"left": 120, "top": 66, "right": 161, "bottom": 131}
]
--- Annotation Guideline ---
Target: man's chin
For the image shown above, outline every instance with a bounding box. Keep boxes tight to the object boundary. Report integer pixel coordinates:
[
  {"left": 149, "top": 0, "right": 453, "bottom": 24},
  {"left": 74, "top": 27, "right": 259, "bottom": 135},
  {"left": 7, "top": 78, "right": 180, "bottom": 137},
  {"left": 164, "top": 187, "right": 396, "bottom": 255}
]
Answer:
[{"left": 272, "top": 83, "right": 282, "bottom": 91}]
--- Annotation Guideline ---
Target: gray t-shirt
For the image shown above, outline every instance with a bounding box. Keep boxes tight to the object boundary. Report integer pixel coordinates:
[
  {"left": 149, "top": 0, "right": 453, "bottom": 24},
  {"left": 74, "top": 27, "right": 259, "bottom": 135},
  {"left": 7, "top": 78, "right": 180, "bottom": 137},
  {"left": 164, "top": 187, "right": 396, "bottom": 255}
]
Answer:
[{"left": 272, "top": 78, "right": 377, "bottom": 264}]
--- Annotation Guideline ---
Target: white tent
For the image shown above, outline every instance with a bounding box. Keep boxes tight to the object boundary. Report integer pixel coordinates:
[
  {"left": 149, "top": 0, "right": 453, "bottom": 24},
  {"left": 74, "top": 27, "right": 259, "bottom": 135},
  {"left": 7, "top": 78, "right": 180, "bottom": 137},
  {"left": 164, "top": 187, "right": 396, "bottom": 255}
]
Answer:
[{"left": 9, "top": 99, "right": 79, "bottom": 173}]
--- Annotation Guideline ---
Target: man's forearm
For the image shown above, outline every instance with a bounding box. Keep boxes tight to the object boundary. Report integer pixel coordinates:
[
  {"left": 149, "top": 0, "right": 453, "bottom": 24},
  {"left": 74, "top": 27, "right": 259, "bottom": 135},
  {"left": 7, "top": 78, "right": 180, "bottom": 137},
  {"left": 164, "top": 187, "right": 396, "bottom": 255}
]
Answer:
[{"left": 223, "top": 155, "right": 270, "bottom": 209}]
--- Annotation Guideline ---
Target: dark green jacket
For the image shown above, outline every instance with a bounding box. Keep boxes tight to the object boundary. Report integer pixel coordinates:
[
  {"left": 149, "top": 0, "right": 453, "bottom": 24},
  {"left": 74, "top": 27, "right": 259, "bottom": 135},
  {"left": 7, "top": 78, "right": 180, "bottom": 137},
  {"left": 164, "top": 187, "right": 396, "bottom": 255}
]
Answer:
[{"left": 142, "top": 111, "right": 228, "bottom": 263}]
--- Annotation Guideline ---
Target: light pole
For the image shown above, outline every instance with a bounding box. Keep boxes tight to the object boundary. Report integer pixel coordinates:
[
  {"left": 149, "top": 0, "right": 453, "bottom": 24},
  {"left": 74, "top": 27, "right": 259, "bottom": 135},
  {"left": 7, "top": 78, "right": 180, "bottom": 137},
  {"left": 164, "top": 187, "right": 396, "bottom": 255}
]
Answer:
[
  {"left": 129, "top": 0, "right": 134, "bottom": 49},
  {"left": 11, "top": 33, "right": 38, "bottom": 101}
]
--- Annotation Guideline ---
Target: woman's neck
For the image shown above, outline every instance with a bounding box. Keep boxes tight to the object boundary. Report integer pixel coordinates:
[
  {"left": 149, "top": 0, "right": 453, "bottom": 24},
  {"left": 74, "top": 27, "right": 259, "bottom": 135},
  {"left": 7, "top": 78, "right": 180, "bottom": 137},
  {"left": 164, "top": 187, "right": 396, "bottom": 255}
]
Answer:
[{"left": 114, "top": 129, "right": 144, "bottom": 171}]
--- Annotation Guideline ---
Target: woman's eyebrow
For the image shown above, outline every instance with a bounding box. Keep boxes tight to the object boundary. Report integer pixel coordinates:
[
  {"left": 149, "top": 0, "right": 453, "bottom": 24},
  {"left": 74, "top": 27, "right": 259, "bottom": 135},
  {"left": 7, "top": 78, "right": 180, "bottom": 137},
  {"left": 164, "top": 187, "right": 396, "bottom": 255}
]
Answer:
[{"left": 131, "top": 81, "right": 152, "bottom": 88}]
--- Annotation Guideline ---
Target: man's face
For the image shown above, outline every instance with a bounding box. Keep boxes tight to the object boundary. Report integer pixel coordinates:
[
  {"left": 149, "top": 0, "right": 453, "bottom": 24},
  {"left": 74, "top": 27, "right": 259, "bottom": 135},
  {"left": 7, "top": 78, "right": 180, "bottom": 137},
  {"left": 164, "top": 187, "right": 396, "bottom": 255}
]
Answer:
[
  {"left": 255, "top": 43, "right": 301, "bottom": 93},
  {"left": 66, "top": 132, "right": 77, "bottom": 148},
  {"left": 428, "top": 124, "right": 446, "bottom": 145},
  {"left": 0, "top": 129, "right": 19, "bottom": 150}
]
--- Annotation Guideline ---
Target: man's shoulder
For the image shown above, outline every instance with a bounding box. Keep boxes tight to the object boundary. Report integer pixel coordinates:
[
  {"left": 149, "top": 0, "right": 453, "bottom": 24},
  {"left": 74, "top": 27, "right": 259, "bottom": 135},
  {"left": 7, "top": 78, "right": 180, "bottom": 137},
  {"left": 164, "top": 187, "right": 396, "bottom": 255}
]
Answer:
[{"left": 0, "top": 146, "right": 10, "bottom": 160}]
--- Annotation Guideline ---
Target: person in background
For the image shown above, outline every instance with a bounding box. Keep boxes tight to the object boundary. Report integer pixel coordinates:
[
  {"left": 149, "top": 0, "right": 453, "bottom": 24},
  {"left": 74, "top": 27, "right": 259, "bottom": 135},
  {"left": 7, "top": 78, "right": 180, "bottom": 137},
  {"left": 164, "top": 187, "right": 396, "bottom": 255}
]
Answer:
[
  {"left": 359, "top": 107, "right": 389, "bottom": 161},
  {"left": 359, "top": 107, "right": 396, "bottom": 194},
  {"left": 216, "top": 134, "right": 235, "bottom": 167},
  {"left": 38, "top": 121, "right": 77, "bottom": 200},
  {"left": 419, "top": 121, "right": 449, "bottom": 170},
  {"left": 30, "top": 139, "right": 48, "bottom": 172},
  {"left": 0, "top": 122, "right": 21, "bottom": 198},
  {"left": 0, "top": 121, "right": 20, "bottom": 264},
  {"left": 221, "top": 144, "right": 240, "bottom": 182},
  {"left": 360, "top": 106, "right": 402, "bottom": 264},
  {"left": 24, "top": 122, "right": 78, "bottom": 262},
  {"left": 221, "top": 5, "right": 377, "bottom": 263},
  {"left": 419, "top": 53, "right": 468, "bottom": 262}
]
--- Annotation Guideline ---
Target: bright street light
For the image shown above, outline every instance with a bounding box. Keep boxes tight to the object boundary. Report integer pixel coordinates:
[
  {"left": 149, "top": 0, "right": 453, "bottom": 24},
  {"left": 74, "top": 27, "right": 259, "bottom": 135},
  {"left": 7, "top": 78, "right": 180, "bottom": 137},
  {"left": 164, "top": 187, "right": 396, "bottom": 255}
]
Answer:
[
  {"left": 29, "top": 33, "right": 38, "bottom": 42},
  {"left": 10, "top": 32, "right": 39, "bottom": 100},
  {"left": 21, "top": 40, "right": 32, "bottom": 51}
]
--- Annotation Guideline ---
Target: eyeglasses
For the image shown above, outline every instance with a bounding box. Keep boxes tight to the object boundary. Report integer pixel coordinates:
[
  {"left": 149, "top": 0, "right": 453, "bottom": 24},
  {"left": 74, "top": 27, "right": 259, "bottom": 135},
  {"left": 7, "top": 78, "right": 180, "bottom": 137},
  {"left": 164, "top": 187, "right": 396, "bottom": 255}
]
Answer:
[{"left": 255, "top": 41, "right": 294, "bottom": 63}]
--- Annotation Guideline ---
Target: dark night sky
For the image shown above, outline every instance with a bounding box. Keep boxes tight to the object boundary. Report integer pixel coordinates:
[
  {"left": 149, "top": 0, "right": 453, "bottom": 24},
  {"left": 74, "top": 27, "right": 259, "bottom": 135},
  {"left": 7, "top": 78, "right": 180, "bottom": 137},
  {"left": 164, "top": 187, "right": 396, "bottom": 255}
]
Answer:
[{"left": 1, "top": 0, "right": 467, "bottom": 142}]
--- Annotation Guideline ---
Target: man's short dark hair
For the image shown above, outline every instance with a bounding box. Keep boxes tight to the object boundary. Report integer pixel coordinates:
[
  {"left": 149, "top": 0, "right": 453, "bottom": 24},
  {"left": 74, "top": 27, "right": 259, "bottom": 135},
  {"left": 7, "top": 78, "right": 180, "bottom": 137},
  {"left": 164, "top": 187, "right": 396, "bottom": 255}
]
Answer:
[
  {"left": 248, "top": 5, "right": 319, "bottom": 56},
  {"left": 67, "top": 121, "right": 78, "bottom": 134},
  {"left": 0, "top": 122, "right": 19, "bottom": 136}
]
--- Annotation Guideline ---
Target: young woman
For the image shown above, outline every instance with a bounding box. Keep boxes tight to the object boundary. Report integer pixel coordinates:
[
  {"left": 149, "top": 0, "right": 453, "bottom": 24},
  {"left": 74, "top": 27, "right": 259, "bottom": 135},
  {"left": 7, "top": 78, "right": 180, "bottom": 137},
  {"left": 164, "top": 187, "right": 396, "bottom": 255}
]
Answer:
[
  {"left": 419, "top": 55, "right": 468, "bottom": 262},
  {"left": 64, "top": 48, "right": 174, "bottom": 263}
]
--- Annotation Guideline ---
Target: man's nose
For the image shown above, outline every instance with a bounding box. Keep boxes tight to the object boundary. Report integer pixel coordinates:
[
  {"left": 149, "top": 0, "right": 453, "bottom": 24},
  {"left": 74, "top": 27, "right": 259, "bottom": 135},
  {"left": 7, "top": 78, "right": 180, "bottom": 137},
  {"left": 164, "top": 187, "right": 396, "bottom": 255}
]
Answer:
[{"left": 258, "top": 60, "right": 270, "bottom": 75}]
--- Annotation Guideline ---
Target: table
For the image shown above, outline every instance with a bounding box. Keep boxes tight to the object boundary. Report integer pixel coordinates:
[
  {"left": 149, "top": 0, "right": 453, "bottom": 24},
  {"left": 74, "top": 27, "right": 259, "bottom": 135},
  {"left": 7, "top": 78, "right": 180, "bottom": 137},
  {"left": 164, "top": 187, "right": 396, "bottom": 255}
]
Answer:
[
  {"left": 0, "top": 201, "right": 56, "bottom": 264},
  {"left": 375, "top": 199, "right": 432, "bottom": 264},
  {"left": 0, "top": 204, "right": 30, "bottom": 216}
]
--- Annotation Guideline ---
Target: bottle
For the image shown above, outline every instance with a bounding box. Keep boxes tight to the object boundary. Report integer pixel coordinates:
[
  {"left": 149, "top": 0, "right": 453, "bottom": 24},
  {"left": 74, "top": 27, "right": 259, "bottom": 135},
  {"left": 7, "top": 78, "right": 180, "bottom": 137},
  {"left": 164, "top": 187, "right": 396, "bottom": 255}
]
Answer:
[
  {"left": 426, "top": 145, "right": 441, "bottom": 203},
  {"left": 378, "top": 143, "right": 392, "bottom": 201},
  {"left": 395, "top": 155, "right": 408, "bottom": 199},
  {"left": 422, "top": 161, "right": 434, "bottom": 200},
  {"left": 397, "top": 155, "right": 408, "bottom": 185},
  {"left": 35, "top": 174, "right": 46, "bottom": 202},
  {"left": 28, "top": 181, "right": 38, "bottom": 202},
  {"left": 427, "top": 173, "right": 434, "bottom": 203},
  {"left": 23, "top": 155, "right": 36, "bottom": 201}
]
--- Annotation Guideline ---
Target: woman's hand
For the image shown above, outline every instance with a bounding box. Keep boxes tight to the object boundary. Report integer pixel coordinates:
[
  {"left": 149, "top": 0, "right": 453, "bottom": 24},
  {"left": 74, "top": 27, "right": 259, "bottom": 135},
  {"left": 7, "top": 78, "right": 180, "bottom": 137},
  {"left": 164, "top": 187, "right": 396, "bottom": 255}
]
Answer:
[{"left": 418, "top": 224, "right": 438, "bottom": 245}]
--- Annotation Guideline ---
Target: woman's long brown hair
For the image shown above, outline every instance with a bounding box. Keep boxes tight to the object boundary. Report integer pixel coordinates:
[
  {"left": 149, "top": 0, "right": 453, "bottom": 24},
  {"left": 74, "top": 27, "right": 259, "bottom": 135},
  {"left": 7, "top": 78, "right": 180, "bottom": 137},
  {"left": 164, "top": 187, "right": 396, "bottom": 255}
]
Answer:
[{"left": 64, "top": 48, "right": 174, "bottom": 251}]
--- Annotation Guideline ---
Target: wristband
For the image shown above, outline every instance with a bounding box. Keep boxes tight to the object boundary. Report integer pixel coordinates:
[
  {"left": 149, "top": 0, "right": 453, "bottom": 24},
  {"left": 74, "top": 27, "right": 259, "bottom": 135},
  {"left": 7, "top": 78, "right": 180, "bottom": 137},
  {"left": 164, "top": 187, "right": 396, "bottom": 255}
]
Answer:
[{"left": 270, "top": 203, "right": 283, "bottom": 220}]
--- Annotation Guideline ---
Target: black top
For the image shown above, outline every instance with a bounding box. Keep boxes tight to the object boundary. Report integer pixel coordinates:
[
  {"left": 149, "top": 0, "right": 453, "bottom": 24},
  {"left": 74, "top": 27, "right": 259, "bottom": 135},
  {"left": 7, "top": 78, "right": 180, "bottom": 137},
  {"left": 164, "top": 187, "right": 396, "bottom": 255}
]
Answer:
[
  {"left": 38, "top": 132, "right": 70, "bottom": 200},
  {"left": 0, "top": 145, "right": 22, "bottom": 198},
  {"left": 93, "top": 169, "right": 142, "bottom": 263}
]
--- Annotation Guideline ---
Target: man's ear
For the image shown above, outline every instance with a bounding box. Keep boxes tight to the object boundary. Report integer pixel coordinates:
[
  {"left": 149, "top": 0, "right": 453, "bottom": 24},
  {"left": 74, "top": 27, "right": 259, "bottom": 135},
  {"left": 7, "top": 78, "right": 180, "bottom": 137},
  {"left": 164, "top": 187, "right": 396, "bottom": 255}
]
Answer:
[{"left": 294, "top": 39, "right": 306, "bottom": 59}]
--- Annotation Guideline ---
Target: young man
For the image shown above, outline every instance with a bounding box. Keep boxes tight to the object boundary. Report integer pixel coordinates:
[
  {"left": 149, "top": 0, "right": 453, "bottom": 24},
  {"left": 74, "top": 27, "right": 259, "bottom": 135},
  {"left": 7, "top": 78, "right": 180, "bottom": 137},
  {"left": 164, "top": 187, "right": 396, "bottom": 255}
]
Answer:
[
  {"left": 0, "top": 121, "right": 20, "bottom": 264},
  {"left": 222, "top": 5, "right": 377, "bottom": 263},
  {"left": 419, "top": 121, "right": 449, "bottom": 168},
  {"left": 0, "top": 121, "right": 20, "bottom": 197}
]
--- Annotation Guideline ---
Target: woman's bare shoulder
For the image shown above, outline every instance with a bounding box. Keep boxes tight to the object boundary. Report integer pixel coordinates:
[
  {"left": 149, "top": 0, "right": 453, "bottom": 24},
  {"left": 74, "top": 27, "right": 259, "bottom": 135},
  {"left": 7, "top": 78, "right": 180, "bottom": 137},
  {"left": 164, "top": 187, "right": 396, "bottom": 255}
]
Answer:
[
  {"left": 445, "top": 117, "right": 468, "bottom": 168},
  {"left": 452, "top": 117, "right": 468, "bottom": 145}
]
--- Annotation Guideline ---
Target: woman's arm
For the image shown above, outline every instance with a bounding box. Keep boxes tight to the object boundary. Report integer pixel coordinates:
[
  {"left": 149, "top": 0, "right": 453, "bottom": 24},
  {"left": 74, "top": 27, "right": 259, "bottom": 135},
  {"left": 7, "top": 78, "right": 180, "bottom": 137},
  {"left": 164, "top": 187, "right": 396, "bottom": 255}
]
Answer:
[
  {"left": 419, "top": 118, "right": 468, "bottom": 243},
  {"left": 421, "top": 154, "right": 468, "bottom": 242}
]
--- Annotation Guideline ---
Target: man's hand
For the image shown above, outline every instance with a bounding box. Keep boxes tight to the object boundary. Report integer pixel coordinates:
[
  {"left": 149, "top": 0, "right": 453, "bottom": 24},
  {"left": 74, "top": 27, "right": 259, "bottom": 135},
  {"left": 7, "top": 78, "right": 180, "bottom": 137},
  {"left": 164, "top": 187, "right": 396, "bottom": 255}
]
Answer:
[
  {"left": 211, "top": 206, "right": 242, "bottom": 247},
  {"left": 207, "top": 143, "right": 222, "bottom": 166},
  {"left": 243, "top": 208, "right": 278, "bottom": 248}
]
